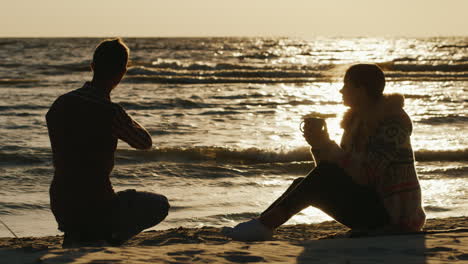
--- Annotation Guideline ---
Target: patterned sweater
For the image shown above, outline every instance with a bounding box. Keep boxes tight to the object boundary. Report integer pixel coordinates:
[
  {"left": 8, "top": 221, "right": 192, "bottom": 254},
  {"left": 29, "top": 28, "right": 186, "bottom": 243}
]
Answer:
[{"left": 311, "top": 94, "right": 426, "bottom": 231}]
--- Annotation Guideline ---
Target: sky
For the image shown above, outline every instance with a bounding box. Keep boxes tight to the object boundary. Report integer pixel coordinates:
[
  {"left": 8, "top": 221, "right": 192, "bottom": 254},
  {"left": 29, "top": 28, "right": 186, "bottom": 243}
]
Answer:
[{"left": 1, "top": 0, "right": 467, "bottom": 37}]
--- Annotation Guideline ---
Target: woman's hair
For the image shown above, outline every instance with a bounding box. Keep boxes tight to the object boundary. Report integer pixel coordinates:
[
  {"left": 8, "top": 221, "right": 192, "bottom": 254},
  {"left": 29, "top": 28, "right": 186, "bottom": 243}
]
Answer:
[
  {"left": 345, "top": 64, "right": 385, "bottom": 99},
  {"left": 92, "top": 38, "right": 129, "bottom": 77}
]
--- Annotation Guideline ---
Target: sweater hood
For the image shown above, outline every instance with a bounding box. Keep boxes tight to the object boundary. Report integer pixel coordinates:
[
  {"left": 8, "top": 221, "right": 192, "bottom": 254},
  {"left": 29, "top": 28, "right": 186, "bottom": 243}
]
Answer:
[{"left": 341, "top": 93, "right": 406, "bottom": 130}]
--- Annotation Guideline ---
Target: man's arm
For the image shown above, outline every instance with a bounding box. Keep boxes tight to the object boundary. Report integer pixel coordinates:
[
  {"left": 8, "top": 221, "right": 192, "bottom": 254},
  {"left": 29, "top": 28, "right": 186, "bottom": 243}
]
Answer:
[{"left": 112, "top": 105, "right": 153, "bottom": 150}]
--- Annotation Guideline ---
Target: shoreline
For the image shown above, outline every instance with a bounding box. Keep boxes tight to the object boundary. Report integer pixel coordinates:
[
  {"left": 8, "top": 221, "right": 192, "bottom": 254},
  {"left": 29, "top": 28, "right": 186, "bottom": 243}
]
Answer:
[{"left": 0, "top": 216, "right": 467, "bottom": 263}]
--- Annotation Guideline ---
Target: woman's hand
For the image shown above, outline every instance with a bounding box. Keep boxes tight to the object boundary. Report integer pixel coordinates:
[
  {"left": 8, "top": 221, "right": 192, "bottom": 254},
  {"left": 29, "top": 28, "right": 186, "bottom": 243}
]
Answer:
[{"left": 303, "top": 120, "right": 331, "bottom": 149}]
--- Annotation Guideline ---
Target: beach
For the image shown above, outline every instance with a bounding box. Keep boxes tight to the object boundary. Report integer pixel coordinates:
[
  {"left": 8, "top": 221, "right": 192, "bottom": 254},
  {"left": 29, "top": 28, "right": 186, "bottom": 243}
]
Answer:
[
  {"left": 1, "top": 217, "right": 467, "bottom": 263},
  {"left": 0, "top": 37, "right": 467, "bottom": 238},
  {"left": 0, "top": 37, "right": 466, "bottom": 264},
  {"left": 0, "top": 0, "right": 467, "bottom": 260}
]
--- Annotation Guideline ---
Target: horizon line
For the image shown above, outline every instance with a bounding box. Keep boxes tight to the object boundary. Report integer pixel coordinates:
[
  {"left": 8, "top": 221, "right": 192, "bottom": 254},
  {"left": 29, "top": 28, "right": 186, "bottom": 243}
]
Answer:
[{"left": 0, "top": 34, "right": 467, "bottom": 39}]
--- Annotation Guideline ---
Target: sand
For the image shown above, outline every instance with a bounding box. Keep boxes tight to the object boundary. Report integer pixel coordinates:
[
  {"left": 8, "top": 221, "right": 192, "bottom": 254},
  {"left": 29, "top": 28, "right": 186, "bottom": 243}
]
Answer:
[{"left": 0, "top": 217, "right": 467, "bottom": 263}]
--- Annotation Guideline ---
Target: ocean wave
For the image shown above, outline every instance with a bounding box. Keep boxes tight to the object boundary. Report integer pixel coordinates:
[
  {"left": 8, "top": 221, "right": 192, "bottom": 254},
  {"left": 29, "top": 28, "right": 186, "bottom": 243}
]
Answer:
[
  {"left": 115, "top": 146, "right": 468, "bottom": 165},
  {"left": 423, "top": 206, "right": 452, "bottom": 212},
  {"left": 419, "top": 115, "right": 468, "bottom": 124},
  {"left": 120, "top": 99, "right": 214, "bottom": 110},
  {"left": 123, "top": 75, "right": 323, "bottom": 84},
  {"left": 0, "top": 151, "right": 50, "bottom": 165},
  {"left": 0, "top": 63, "right": 24, "bottom": 68},
  {"left": 126, "top": 65, "right": 322, "bottom": 79},
  {"left": 2, "top": 145, "right": 466, "bottom": 168},
  {"left": 0, "top": 202, "right": 49, "bottom": 214},
  {"left": 415, "top": 149, "right": 468, "bottom": 162},
  {"left": 0, "top": 40, "right": 18, "bottom": 47},
  {"left": 123, "top": 60, "right": 468, "bottom": 84},
  {"left": 115, "top": 146, "right": 313, "bottom": 165},
  {"left": 207, "top": 212, "right": 260, "bottom": 221},
  {"left": 419, "top": 166, "right": 468, "bottom": 177},
  {"left": 391, "top": 57, "right": 418, "bottom": 62},
  {"left": 401, "top": 94, "right": 430, "bottom": 99},
  {"left": 46, "top": 62, "right": 90, "bottom": 73},
  {"left": 0, "top": 112, "right": 40, "bottom": 117},
  {"left": 385, "top": 72, "right": 468, "bottom": 80},
  {"left": 0, "top": 78, "right": 40, "bottom": 85},
  {"left": 382, "top": 62, "right": 468, "bottom": 72},
  {"left": 162, "top": 211, "right": 261, "bottom": 226},
  {"left": 376, "top": 61, "right": 468, "bottom": 80},
  {"left": 148, "top": 60, "right": 260, "bottom": 71},
  {"left": 119, "top": 97, "right": 336, "bottom": 111},
  {"left": 210, "top": 93, "right": 273, "bottom": 100},
  {"left": 239, "top": 100, "right": 339, "bottom": 107},
  {"left": 436, "top": 44, "right": 468, "bottom": 49},
  {"left": 237, "top": 51, "right": 283, "bottom": 60},
  {"left": 129, "top": 59, "right": 334, "bottom": 74},
  {"left": 200, "top": 110, "right": 243, "bottom": 115},
  {"left": 0, "top": 145, "right": 52, "bottom": 165},
  {"left": 118, "top": 97, "right": 335, "bottom": 111},
  {"left": 29, "top": 61, "right": 92, "bottom": 75},
  {"left": 0, "top": 104, "right": 48, "bottom": 112}
]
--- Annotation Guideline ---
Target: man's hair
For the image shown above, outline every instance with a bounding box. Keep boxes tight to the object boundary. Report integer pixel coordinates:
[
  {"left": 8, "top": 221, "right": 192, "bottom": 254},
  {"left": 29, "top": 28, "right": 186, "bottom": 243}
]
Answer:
[
  {"left": 92, "top": 38, "right": 129, "bottom": 77},
  {"left": 345, "top": 64, "right": 385, "bottom": 99}
]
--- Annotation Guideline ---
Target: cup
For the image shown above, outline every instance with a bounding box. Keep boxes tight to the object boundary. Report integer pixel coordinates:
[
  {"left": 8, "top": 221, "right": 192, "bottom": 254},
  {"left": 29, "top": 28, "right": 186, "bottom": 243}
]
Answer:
[{"left": 300, "top": 115, "right": 325, "bottom": 134}]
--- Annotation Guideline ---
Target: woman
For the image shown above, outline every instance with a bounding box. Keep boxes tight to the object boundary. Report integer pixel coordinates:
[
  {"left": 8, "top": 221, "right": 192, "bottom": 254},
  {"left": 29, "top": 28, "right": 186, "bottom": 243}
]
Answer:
[{"left": 226, "top": 64, "right": 426, "bottom": 241}]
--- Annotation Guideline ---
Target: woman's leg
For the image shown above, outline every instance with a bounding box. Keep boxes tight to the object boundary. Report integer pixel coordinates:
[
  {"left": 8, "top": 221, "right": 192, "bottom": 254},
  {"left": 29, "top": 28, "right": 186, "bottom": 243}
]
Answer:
[
  {"left": 260, "top": 176, "right": 305, "bottom": 216},
  {"left": 259, "top": 162, "right": 390, "bottom": 230}
]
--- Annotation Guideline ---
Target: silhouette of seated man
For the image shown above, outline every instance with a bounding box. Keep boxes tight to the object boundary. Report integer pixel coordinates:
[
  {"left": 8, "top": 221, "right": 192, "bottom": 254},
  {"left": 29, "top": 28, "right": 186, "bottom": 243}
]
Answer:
[
  {"left": 226, "top": 64, "right": 426, "bottom": 241},
  {"left": 46, "top": 38, "right": 169, "bottom": 247}
]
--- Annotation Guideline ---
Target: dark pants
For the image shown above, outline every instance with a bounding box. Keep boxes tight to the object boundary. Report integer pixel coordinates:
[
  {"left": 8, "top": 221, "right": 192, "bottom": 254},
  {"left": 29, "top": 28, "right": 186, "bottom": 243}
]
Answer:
[
  {"left": 262, "top": 162, "right": 390, "bottom": 230},
  {"left": 62, "top": 189, "right": 169, "bottom": 246}
]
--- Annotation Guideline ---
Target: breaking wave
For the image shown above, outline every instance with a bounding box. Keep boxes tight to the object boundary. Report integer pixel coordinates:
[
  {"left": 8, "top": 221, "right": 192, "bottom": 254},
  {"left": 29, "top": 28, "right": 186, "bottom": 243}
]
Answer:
[
  {"left": 419, "top": 115, "right": 468, "bottom": 124},
  {"left": 115, "top": 146, "right": 468, "bottom": 164},
  {"left": 2, "top": 146, "right": 466, "bottom": 166}
]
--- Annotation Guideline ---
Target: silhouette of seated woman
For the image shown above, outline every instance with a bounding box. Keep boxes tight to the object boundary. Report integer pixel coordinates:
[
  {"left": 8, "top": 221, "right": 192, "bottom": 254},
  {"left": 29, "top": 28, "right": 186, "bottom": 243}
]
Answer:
[{"left": 226, "top": 64, "right": 426, "bottom": 241}]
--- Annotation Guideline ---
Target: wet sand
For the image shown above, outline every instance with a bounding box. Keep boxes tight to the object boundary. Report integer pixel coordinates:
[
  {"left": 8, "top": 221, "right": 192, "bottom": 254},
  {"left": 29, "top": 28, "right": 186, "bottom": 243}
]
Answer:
[{"left": 1, "top": 217, "right": 467, "bottom": 263}]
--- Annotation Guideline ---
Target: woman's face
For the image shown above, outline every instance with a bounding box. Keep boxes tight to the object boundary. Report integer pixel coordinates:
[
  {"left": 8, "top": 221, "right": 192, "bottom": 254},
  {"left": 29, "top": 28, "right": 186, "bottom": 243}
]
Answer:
[{"left": 339, "top": 75, "right": 367, "bottom": 109}]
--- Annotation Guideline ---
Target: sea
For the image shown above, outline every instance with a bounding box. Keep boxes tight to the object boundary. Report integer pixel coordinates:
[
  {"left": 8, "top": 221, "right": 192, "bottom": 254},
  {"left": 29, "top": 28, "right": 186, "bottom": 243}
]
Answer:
[{"left": 0, "top": 37, "right": 467, "bottom": 237}]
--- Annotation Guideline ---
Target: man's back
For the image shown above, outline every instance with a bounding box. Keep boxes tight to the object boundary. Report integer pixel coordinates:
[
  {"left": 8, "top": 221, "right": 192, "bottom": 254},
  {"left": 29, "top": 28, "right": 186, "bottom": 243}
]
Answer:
[
  {"left": 46, "top": 83, "right": 118, "bottom": 231},
  {"left": 46, "top": 39, "right": 168, "bottom": 247}
]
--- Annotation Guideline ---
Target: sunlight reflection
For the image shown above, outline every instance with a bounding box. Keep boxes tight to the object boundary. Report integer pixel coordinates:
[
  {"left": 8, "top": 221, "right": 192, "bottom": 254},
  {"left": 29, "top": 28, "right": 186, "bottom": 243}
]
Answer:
[
  {"left": 420, "top": 178, "right": 467, "bottom": 218},
  {"left": 273, "top": 83, "right": 347, "bottom": 149},
  {"left": 260, "top": 178, "right": 291, "bottom": 187},
  {"left": 287, "top": 207, "right": 332, "bottom": 225}
]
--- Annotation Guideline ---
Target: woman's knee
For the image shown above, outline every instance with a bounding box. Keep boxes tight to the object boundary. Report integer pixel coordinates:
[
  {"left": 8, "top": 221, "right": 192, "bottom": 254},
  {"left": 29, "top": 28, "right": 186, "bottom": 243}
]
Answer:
[{"left": 292, "top": 177, "right": 305, "bottom": 185}]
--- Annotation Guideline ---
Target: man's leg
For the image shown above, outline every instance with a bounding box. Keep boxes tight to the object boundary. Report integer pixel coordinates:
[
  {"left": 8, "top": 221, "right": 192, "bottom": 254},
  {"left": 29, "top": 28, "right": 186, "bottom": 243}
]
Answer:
[
  {"left": 60, "top": 204, "right": 113, "bottom": 248},
  {"left": 109, "top": 189, "right": 170, "bottom": 245},
  {"left": 259, "top": 162, "right": 390, "bottom": 230}
]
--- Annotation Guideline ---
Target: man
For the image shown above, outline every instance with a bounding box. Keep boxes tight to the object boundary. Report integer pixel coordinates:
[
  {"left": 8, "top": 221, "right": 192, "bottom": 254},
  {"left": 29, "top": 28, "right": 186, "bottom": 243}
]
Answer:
[
  {"left": 226, "top": 64, "right": 426, "bottom": 241},
  {"left": 46, "top": 38, "right": 169, "bottom": 247}
]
